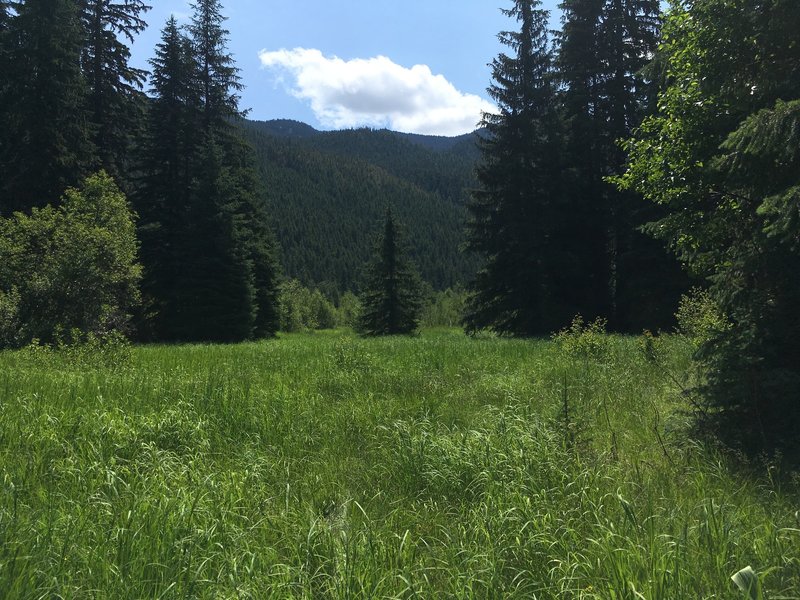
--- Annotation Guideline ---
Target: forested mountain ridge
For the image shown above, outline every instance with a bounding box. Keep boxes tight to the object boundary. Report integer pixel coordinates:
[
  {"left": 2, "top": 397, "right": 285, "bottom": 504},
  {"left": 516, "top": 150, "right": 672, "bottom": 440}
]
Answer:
[
  {"left": 244, "top": 119, "right": 478, "bottom": 152},
  {"left": 240, "top": 120, "right": 481, "bottom": 294},
  {"left": 243, "top": 119, "right": 480, "bottom": 202}
]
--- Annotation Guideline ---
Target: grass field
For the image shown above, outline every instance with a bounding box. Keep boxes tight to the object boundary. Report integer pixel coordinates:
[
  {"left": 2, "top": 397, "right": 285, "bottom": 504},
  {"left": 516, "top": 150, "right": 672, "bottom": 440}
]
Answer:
[{"left": 0, "top": 329, "right": 798, "bottom": 598}]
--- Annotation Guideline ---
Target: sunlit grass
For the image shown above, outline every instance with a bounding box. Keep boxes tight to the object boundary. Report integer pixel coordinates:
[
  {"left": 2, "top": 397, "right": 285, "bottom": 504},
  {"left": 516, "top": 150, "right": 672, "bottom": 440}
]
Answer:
[{"left": 0, "top": 330, "right": 797, "bottom": 598}]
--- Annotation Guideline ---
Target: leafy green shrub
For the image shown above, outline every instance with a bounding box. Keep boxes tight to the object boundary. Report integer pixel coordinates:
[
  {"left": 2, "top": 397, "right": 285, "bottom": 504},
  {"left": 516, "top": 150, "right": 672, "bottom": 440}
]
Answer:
[
  {"left": 0, "top": 171, "right": 141, "bottom": 347},
  {"left": 56, "top": 328, "right": 132, "bottom": 370},
  {"left": 278, "top": 279, "right": 338, "bottom": 331},
  {"left": 639, "top": 329, "right": 660, "bottom": 363},
  {"left": 0, "top": 287, "right": 20, "bottom": 348},
  {"left": 335, "top": 291, "right": 361, "bottom": 329},
  {"left": 17, "top": 328, "right": 132, "bottom": 370},
  {"left": 421, "top": 287, "right": 467, "bottom": 328},
  {"left": 675, "top": 287, "right": 730, "bottom": 346},
  {"left": 552, "top": 315, "right": 610, "bottom": 360}
]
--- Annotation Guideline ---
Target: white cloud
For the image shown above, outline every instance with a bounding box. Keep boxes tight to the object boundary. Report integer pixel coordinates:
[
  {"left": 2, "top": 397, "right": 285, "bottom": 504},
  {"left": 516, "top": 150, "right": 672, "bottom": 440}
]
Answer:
[{"left": 258, "top": 48, "right": 493, "bottom": 136}]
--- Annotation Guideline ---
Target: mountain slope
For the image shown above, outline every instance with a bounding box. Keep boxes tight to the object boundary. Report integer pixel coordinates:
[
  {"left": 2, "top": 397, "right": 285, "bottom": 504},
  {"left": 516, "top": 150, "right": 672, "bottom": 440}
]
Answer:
[
  {"left": 241, "top": 123, "right": 480, "bottom": 293},
  {"left": 245, "top": 120, "right": 480, "bottom": 203}
]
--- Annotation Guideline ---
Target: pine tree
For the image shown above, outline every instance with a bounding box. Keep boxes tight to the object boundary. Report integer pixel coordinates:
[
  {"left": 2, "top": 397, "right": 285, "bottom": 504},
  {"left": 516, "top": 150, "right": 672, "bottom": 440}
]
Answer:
[
  {"left": 597, "top": 0, "right": 677, "bottom": 331},
  {"left": 0, "top": 1, "right": 11, "bottom": 26},
  {"left": 228, "top": 136, "right": 282, "bottom": 338},
  {"left": 137, "top": 3, "right": 281, "bottom": 342},
  {"left": 617, "top": 0, "right": 800, "bottom": 453},
  {"left": 188, "top": 0, "right": 242, "bottom": 129},
  {"left": 173, "top": 137, "right": 257, "bottom": 342},
  {"left": 556, "top": 0, "right": 683, "bottom": 330},
  {"left": 0, "top": 2, "right": 12, "bottom": 61},
  {"left": 464, "top": 0, "right": 567, "bottom": 336},
  {"left": 170, "top": 132, "right": 281, "bottom": 343},
  {"left": 358, "top": 208, "right": 423, "bottom": 336},
  {"left": 178, "top": 0, "right": 278, "bottom": 341},
  {"left": 555, "top": 0, "right": 611, "bottom": 323},
  {"left": 0, "top": 0, "right": 95, "bottom": 214},
  {"left": 135, "top": 16, "right": 199, "bottom": 339},
  {"left": 79, "top": 0, "right": 151, "bottom": 182},
  {"left": 0, "top": 2, "right": 14, "bottom": 184}
]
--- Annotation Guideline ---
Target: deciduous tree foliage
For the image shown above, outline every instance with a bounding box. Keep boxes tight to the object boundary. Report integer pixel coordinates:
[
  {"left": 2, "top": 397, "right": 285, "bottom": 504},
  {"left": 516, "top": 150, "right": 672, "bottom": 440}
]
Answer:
[
  {"left": 617, "top": 0, "right": 800, "bottom": 454},
  {"left": 0, "top": 172, "right": 141, "bottom": 347},
  {"left": 278, "top": 279, "right": 338, "bottom": 332},
  {"left": 358, "top": 208, "right": 424, "bottom": 336}
]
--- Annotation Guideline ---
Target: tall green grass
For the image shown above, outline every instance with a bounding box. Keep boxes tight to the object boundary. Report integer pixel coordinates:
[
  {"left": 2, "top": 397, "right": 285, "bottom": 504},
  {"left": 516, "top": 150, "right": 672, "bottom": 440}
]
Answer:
[{"left": 0, "top": 330, "right": 797, "bottom": 598}]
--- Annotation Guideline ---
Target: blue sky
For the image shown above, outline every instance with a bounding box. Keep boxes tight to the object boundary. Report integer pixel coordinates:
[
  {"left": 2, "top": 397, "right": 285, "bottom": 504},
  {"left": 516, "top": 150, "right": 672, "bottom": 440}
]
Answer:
[{"left": 130, "top": 1, "right": 563, "bottom": 135}]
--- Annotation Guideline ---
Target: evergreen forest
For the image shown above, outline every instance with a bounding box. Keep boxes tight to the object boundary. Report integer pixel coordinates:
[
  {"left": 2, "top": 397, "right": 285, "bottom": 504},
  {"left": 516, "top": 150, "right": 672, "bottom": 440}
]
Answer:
[{"left": 240, "top": 121, "right": 480, "bottom": 294}]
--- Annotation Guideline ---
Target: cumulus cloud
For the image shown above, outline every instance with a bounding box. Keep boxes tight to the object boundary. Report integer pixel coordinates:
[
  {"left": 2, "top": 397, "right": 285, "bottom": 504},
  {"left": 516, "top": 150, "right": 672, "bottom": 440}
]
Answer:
[{"left": 258, "top": 48, "right": 493, "bottom": 136}]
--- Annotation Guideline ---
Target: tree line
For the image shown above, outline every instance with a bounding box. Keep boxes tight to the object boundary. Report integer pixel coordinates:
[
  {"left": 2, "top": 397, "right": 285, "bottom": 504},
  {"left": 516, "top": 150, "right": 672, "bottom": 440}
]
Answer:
[
  {"left": 466, "top": 0, "right": 799, "bottom": 455},
  {"left": 242, "top": 126, "right": 478, "bottom": 294},
  {"left": 0, "top": 0, "right": 280, "bottom": 344},
  {"left": 464, "top": 0, "right": 687, "bottom": 336}
]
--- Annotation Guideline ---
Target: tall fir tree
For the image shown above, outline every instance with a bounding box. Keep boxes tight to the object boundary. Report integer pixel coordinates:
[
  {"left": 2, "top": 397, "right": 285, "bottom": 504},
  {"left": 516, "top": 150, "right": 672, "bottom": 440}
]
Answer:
[
  {"left": 597, "top": 0, "right": 682, "bottom": 331},
  {"left": 464, "top": 0, "right": 568, "bottom": 336},
  {"left": 179, "top": 0, "right": 279, "bottom": 341},
  {"left": 555, "top": 0, "right": 685, "bottom": 331},
  {"left": 0, "top": 1, "right": 11, "bottom": 26},
  {"left": 188, "top": 0, "right": 242, "bottom": 129},
  {"left": 358, "top": 208, "right": 423, "bottom": 336},
  {"left": 226, "top": 135, "right": 281, "bottom": 338},
  {"left": 0, "top": 0, "right": 95, "bottom": 215},
  {"left": 555, "top": 0, "right": 611, "bottom": 323},
  {"left": 79, "top": 0, "right": 150, "bottom": 183},
  {"left": 0, "top": 1, "right": 14, "bottom": 180},
  {"left": 0, "top": 2, "right": 13, "bottom": 66},
  {"left": 137, "top": 3, "right": 280, "bottom": 342},
  {"left": 173, "top": 137, "right": 257, "bottom": 342},
  {"left": 135, "top": 16, "right": 199, "bottom": 339}
]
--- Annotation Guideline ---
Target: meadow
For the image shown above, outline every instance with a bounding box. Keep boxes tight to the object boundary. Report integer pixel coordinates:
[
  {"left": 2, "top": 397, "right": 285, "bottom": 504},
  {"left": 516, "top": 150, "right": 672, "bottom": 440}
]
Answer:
[{"left": 0, "top": 329, "right": 798, "bottom": 598}]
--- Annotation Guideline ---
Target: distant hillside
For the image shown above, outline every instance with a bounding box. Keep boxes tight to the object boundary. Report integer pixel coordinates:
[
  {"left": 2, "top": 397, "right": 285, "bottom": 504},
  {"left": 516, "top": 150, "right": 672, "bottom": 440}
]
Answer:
[
  {"left": 294, "top": 128, "right": 479, "bottom": 204},
  {"left": 246, "top": 119, "right": 481, "bottom": 154},
  {"left": 245, "top": 119, "right": 319, "bottom": 139},
  {"left": 240, "top": 121, "right": 481, "bottom": 294}
]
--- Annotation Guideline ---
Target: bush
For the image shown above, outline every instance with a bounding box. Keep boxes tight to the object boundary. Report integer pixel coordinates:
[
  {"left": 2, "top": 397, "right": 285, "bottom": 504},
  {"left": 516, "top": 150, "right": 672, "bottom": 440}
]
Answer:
[
  {"left": 0, "top": 172, "right": 142, "bottom": 348},
  {"left": 17, "top": 328, "right": 132, "bottom": 371},
  {"left": 675, "top": 287, "right": 730, "bottom": 347},
  {"left": 552, "top": 315, "right": 610, "bottom": 361},
  {"left": 278, "top": 280, "right": 338, "bottom": 332},
  {"left": 421, "top": 287, "right": 467, "bottom": 328},
  {"left": 0, "top": 287, "right": 21, "bottom": 348},
  {"left": 336, "top": 291, "right": 361, "bottom": 329}
]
